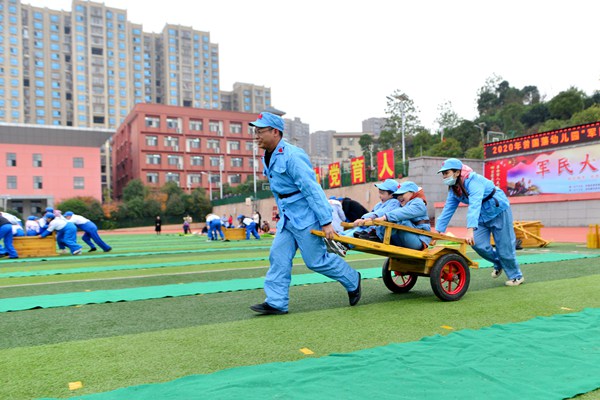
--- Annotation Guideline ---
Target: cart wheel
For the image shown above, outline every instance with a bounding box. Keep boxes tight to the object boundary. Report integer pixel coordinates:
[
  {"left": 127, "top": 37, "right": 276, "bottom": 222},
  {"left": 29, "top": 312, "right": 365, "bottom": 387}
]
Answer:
[
  {"left": 429, "top": 253, "right": 470, "bottom": 301},
  {"left": 382, "top": 258, "right": 418, "bottom": 293}
]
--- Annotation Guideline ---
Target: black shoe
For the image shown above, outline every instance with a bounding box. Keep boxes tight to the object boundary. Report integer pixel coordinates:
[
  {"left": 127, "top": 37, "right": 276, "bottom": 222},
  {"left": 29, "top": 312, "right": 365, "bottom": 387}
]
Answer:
[
  {"left": 250, "top": 302, "right": 288, "bottom": 315},
  {"left": 515, "top": 239, "right": 523, "bottom": 250},
  {"left": 88, "top": 248, "right": 97, "bottom": 252},
  {"left": 353, "top": 231, "right": 363, "bottom": 238},
  {"left": 348, "top": 272, "right": 362, "bottom": 306}
]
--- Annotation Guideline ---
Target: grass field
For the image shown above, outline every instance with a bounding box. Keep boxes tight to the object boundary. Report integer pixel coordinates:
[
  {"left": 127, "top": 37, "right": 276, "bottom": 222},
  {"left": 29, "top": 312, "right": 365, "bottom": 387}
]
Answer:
[{"left": 0, "top": 233, "right": 599, "bottom": 399}]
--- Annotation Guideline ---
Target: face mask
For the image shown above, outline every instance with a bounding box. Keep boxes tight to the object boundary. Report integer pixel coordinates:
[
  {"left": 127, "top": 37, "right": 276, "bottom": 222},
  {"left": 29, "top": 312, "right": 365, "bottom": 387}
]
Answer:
[{"left": 443, "top": 177, "right": 457, "bottom": 186}]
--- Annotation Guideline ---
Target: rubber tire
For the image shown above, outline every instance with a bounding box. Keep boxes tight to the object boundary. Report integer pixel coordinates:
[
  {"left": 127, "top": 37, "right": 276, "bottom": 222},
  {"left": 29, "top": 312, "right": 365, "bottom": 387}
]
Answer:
[
  {"left": 429, "top": 253, "right": 470, "bottom": 301},
  {"left": 382, "top": 258, "right": 418, "bottom": 293}
]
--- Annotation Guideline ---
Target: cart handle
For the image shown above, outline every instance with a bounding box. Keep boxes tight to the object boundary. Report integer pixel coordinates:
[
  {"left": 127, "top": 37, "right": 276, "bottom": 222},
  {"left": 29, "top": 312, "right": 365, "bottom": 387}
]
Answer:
[{"left": 341, "top": 221, "right": 469, "bottom": 244}]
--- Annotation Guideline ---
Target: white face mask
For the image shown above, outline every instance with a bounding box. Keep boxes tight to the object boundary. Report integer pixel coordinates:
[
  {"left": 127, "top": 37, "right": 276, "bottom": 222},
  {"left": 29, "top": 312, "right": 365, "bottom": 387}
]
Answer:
[{"left": 443, "top": 176, "right": 457, "bottom": 186}]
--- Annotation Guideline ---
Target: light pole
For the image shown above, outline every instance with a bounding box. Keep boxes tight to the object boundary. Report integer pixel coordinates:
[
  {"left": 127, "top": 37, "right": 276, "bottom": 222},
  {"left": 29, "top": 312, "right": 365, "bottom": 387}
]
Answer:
[
  {"left": 200, "top": 172, "right": 212, "bottom": 201},
  {"left": 219, "top": 155, "right": 224, "bottom": 199},
  {"left": 474, "top": 122, "right": 486, "bottom": 144},
  {"left": 387, "top": 93, "right": 409, "bottom": 177},
  {"left": 252, "top": 142, "right": 257, "bottom": 201}
]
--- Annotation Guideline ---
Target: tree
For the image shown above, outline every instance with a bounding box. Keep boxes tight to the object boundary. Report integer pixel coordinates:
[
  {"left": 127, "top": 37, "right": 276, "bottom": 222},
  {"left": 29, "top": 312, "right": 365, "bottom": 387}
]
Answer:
[
  {"left": 56, "top": 196, "right": 104, "bottom": 221},
  {"left": 520, "top": 103, "right": 550, "bottom": 128},
  {"left": 435, "top": 101, "right": 460, "bottom": 131},
  {"left": 122, "top": 179, "right": 146, "bottom": 202},
  {"left": 548, "top": 88, "right": 586, "bottom": 120},
  {"left": 465, "top": 144, "right": 484, "bottom": 159},
  {"left": 442, "top": 120, "right": 481, "bottom": 153},
  {"left": 411, "top": 130, "right": 438, "bottom": 157},
  {"left": 568, "top": 105, "right": 600, "bottom": 126},
  {"left": 358, "top": 134, "right": 377, "bottom": 170},
  {"left": 425, "top": 138, "right": 463, "bottom": 158}
]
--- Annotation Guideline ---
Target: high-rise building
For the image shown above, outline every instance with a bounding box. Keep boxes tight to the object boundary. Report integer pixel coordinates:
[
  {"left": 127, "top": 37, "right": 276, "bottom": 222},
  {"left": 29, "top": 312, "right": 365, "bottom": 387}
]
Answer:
[
  {"left": 362, "top": 117, "right": 388, "bottom": 137},
  {"left": 221, "top": 82, "right": 271, "bottom": 113},
  {"left": 0, "top": 0, "right": 220, "bottom": 129},
  {"left": 309, "top": 130, "right": 335, "bottom": 168},
  {"left": 284, "top": 117, "right": 309, "bottom": 153}
]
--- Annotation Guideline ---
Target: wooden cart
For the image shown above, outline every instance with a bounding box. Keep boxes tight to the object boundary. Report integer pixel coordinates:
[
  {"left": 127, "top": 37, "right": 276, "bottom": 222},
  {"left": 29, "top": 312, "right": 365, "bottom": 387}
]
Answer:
[{"left": 312, "top": 221, "right": 478, "bottom": 301}]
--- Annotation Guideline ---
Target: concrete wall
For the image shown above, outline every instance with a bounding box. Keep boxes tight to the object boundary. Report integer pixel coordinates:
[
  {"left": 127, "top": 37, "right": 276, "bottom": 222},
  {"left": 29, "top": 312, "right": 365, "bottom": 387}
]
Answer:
[{"left": 213, "top": 156, "right": 600, "bottom": 227}]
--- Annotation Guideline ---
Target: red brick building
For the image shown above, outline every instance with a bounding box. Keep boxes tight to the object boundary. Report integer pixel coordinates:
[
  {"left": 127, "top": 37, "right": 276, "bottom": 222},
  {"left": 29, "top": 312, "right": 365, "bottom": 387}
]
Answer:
[{"left": 113, "top": 103, "right": 259, "bottom": 200}]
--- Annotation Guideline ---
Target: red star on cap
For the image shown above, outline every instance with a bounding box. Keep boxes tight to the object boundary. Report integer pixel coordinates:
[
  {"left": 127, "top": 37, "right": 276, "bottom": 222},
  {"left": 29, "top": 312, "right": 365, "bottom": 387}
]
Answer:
[
  {"left": 278, "top": 148, "right": 283, "bottom": 152},
  {"left": 258, "top": 113, "right": 263, "bottom": 119}
]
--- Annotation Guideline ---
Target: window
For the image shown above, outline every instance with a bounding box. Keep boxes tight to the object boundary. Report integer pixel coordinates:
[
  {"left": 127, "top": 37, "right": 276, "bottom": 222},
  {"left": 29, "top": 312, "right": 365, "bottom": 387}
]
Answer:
[
  {"left": 146, "top": 135, "right": 158, "bottom": 146},
  {"left": 231, "top": 157, "right": 243, "bottom": 167},
  {"left": 7, "top": 176, "right": 17, "bottom": 189},
  {"left": 228, "top": 174, "right": 242, "bottom": 184},
  {"left": 74, "top": 177, "right": 84, "bottom": 189},
  {"left": 207, "top": 139, "right": 220, "bottom": 151},
  {"left": 33, "top": 176, "right": 43, "bottom": 189},
  {"left": 337, "top": 139, "right": 342, "bottom": 146},
  {"left": 246, "top": 141, "right": 255, "bottom": 151},
  {"left": 348, "top": 138, "right": 355, "bottom": 145},
  {"left": 188, "top": 174, "right": 201, "bottom": 184},
  {"left": 336, "top": 151, "right": 342, "bottom": 157},
  {"left": 186, "top": 138, "right": 200, "bottom": 151},
  {"left": 146, "top": 172, "right": 158, "bottom": 184},
  {"left": 209, "top": 156, "right": 220, "bottom": 167},
  {"left": 73, "top": 157, "right": 84, "bottom": 168},
  {"left": 189, "top": 119, "right": 202, "bottom": 131},
  {"left": 166, "top": 117, "right": 181, "bottom": 131},
  {"left": 190, "top": 156, "right": 203, "bottom": 166},
  {"left": 33, "top": 154, "right": 42, "bottom": 167},
  {"left": 227, "top": 140, "right": 240, "bottom": 151},
  {"left": 145, "top": 115, "right": 159, "bottom": 128},
  {"left": 208, "top": 120, "right": 222, "bottom": 135},
  {"left": 165, "top": 172, "right": 180, "bottom": 184},
  {"left": 146, "top": 154, "right": 161, "bottom": 165},
  {"left": 6, "top": 152, "right": 16, "bottom": 166},
  {"left": 164, "top": 136, "right": 179, "bottom": 149},
  {"left": 230, "top": 122, "right": 242, "bottom": 134},
  {"left": 167, "top": 155, "right": 182, "bottom": 167}
]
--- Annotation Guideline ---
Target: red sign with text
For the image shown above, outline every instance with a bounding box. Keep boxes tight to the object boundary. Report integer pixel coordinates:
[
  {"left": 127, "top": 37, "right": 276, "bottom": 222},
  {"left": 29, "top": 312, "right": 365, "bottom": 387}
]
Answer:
[
  {"left": 328, "top": 162, "right": 341, "bottom": 188},
  {"left": 350, "top": 156, "right": 366, "bottom": 184},
  {"left": 377, "top": 149, "right": 395, "bottom": 180}
]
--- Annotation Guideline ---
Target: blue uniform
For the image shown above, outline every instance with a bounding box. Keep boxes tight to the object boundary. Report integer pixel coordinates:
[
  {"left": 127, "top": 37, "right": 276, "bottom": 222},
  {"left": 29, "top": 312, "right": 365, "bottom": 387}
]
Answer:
[
  {"left": 341, "top": 198, "right": 401, "bottom": 240},
  {"left": 207, "top": 217, "right": 225, "bottom": 240},
  {"left": 40, "top": 218, "right": 82, "bottom": 255},
  {"left": 384, "top": 197, "right": 431, "bottom": 250},
  {"left": 436, "top": 171, "right": 523, "bottom": 280},
  {"left": 262, "top": 139, "right": 359, "bottom": 311},
  {"left": 0, "top": 216, "right": 18, "bottom": 258},
  {"left": 68, "top": 214, "right": 112, "bottom": 252}
]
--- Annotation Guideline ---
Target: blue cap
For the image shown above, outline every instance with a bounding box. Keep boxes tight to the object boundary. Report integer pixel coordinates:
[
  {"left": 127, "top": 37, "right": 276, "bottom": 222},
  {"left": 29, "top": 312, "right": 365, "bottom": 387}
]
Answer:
[
  {"left": 44, "top": 212, "right": 55, "bottom": 220},
  {"left": 337, "top": 197, "right": 344, "bottom": 201},
  {"left": 237, "top": 214, "right": 244, "bottom": 220},
  {"left": 437, "top": 158, "right": 463, "bottom": 173},
  {"left": 329, "top": 196, "right": 337, "bottom": 199},
  {"left": 249, "top": 112, "right": 284, "bottom": 132},
  {"left": 395, "top": 181, "right": 419, "bottom": 195},
  {"left": 45, "top": 207, "right": 54, "bottom": 212},
  {"left": 27, "top": 216, "right": 37, "bottom": 220},
  {"left": 374, "top": 179, "right": 400, "bottom": 192},
  {"left": 64, "top": 211, "right": 74, "bottom": 217}
]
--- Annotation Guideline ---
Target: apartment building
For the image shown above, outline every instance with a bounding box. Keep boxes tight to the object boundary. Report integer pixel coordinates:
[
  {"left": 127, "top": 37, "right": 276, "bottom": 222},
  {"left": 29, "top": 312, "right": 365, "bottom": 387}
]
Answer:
[
  {"left": 332, "top": 132, "right": 365, "bottom": 172},
  {"left": 220, "top": 82, "right": 272, "bottom": 113},
  {"left": 0, "top": 0, "right": 220, "bottom": 129},
  {"left": 362, "top": 117, "right": 388, "bottom": 137},
  {"left": 113, "top": 103, "right": 259, "bottom": 200},
  {"left": 284, "top": 117, "right": 309, "bottom": 153}
]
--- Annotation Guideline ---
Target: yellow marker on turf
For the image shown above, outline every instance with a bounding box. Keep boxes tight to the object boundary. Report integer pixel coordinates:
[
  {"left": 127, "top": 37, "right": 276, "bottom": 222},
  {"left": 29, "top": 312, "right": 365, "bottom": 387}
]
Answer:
[
  {"left": 441, "top": 325, "right": 454, "bottom": 330},
  {"left": 300, "top": 347, "right": 314, "bottom": 355},
  {"left": 560, "top": 307, "right": 574, "bottom": 311},
  {"left": 68, "top": 381, "right": 83, "bottom": 390}
]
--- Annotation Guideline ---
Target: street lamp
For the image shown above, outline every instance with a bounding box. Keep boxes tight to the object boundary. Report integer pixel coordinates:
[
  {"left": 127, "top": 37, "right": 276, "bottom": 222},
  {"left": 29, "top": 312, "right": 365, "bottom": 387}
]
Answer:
[
  {"left": 219, "top": 155, "right": 224, "bottom": 199},
  {"left": 200, "top": 172, "right": 212, "bottom": 201},
  {"left": 387, "top": 94, "right": 409, "bottom": 177},
  {"left": 252, "top": 142, "right": 258, "bottom": 202},
  {"left": 474, "top": 122, "right": 486, "bottom": 144}
]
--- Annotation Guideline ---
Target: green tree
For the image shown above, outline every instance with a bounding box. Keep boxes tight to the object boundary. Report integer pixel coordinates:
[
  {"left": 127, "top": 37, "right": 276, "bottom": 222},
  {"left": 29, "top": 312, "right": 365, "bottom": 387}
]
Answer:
[
  {"left": 465, "top": 144, "right": 484, "bottom": 159},
  {"left": 548, "top": 88, "right": 586, "bottom": 120},
  {"left": 520, "top": 103, "right": 550, "bottom": 128},
  {"left": 568, "top": 105, "right": 600, "bottom": 126},
  {"left": 165, "top": 193, "right": 186, "bottom": 216},
  {"left": 187, "top": 188, "right": 212, "bottom": 220},
  {"left": 56, "top": 197, "right": 104, "bottom": 221},
  {"left": 411, "top": 130, "right": 438, "bottom": 157},
  {"left": 443, "top": 120, "right": 481, "bottom": 153},
  {"left": 122, "top": 179, "right": 146, "bottom": 202},
  {"left": 435, "top": 101, "right": 460, "bottom": 131},
  {"left": 425, "top": 137, "right": 463, "bottom": 158}
]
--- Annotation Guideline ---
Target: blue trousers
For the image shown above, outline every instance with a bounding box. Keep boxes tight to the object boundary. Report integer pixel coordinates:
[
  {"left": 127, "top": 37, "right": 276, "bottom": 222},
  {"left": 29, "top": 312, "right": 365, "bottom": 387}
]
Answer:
[
  {"left": 473, "top": 208, "right": 523, "bottom": 280},
  {"left": 79, "top": 221, "right": 111, "bottom": 251},
  {"left": 58, "top": 223, "right": 82, "bottom": 254},
  {"left": 245, "top": 222, "right": 260, "bottom": 240},
  {"left": 0, "top": 224, "right": 18, "bottom": 258},
  {"left": 208, "top": 220, "right": 224, "bottom": 240},
  {"left": 264, "top": 219, "right": 359, "bottom": 311},
  {"left": 391, "top": 221, "right": 431, "bottom": 250}
]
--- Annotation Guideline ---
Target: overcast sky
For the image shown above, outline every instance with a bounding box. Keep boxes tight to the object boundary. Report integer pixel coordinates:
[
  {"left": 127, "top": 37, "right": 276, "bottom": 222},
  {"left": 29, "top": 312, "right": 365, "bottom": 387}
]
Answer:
[{"left": 27, "top": 0, "right": 599, "bottom": 133}]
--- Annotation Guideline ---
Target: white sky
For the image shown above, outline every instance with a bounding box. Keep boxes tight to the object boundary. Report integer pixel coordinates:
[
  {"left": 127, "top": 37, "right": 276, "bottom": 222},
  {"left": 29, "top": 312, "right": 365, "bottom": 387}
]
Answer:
[{"left": 26, "top": 0, "right": 600, "bottom": 133}]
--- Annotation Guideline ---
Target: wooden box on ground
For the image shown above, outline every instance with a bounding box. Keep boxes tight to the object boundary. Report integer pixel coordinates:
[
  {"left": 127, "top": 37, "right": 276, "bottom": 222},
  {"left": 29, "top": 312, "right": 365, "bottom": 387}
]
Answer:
[
  {"left": 491, "top": 220, "right": 550, "bottom": 248},
  {"left": 13, "top": 235, "right": 57, "bottom": 258},
  {"left": 223, "top": 228, "right": 246, "bottom": 241}
]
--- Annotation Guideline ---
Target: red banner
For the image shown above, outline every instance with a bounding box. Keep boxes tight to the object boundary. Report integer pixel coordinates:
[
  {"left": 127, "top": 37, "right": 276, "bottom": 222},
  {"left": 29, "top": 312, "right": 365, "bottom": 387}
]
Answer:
[
  {"left": 350, "top": 156, "right": 366, "bottom": 184},
  {"left": 328, "top": 162, "right": 341, "bottom": 188},
  {"left": 377, "top": 149, "right": 395, "bottom": 180},
  {"left": 314, "top": 167, "right": 321, "bottom": 184}
]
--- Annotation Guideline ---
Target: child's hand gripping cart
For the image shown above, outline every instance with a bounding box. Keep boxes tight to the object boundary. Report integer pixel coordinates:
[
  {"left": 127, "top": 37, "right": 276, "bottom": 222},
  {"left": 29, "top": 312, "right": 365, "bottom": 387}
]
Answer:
[{"left": 312, "top": 220, "right": 479, "bottom": 301}]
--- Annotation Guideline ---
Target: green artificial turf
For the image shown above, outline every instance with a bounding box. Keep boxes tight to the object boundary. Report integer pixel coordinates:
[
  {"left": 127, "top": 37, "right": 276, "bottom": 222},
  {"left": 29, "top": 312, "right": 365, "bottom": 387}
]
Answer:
[{"left": 0, "top": 235, "right": 598, "bottom": 399}]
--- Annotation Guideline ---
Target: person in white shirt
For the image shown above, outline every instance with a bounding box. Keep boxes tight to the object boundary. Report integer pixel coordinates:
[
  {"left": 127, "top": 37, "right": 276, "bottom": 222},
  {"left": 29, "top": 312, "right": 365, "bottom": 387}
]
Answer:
[
  {"left": 64, "top": 211, "right": 112, "bottom": 252},
  {"left": 206, "top": 213, "right": 225, "bottom": 241},
  {"left": 25, "top": 216, "right": 40, "bottom": 236},
  {"left": 39, "top": 213, "right": 82, "bottom": 255},
  {"left": 238, "top": 215, "right": 260, "bottom": 240}
]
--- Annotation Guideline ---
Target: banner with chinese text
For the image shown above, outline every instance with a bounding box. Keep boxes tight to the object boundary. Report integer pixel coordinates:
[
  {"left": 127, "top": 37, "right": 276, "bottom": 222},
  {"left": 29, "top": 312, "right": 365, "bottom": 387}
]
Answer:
[
  {"left": 314, "top": 167, "right": 321, "bottom": 184},
  {"left": 328, "top": 162, "right": 341, "bottom": 188},
  {"left": 350, "top": 156, "right": 366, "bottom": 184},
  {"left": 484, "top": 143, "right": 600, "bottom": 196},
  {"left": 377, "top": 149, "right": 395, "bottom": 180}
]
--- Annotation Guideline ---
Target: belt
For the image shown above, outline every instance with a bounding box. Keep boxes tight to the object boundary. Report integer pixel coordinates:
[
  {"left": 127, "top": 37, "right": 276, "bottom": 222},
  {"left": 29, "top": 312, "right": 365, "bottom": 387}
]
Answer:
[
  {"left": 413, "top": 220, "right": 430, "bottom": 225},
  {"left": 483, "top": 188, "right": 499, "bottom": 206},
  {"left": 278, "top": 190, "right": 301, "bottom": 199}
]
